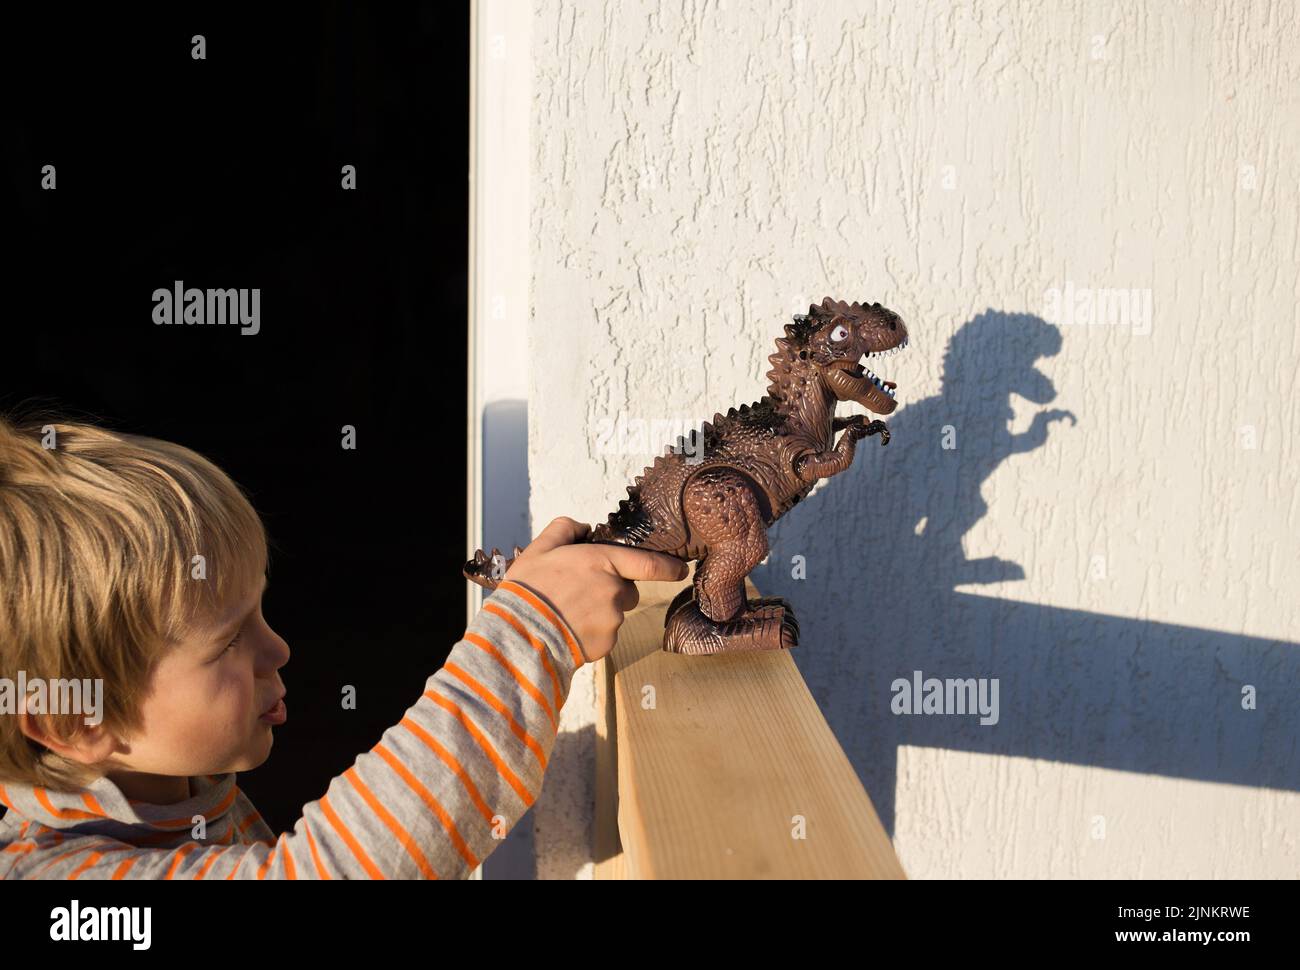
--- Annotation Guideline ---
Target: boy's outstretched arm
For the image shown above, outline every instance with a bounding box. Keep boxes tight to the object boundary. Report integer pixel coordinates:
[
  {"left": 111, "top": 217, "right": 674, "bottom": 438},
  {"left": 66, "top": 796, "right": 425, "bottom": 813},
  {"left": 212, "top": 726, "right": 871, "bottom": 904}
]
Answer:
[{"left": 1, "top": 517, "right": 686, "bottom": 879}]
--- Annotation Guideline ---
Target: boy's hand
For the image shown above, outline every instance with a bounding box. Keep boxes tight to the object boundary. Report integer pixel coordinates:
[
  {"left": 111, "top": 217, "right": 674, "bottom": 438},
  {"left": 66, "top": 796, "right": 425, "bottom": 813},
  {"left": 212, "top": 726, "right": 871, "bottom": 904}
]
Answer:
[{"left": 501, "top": 516, "right": 688, "bottom": 663}]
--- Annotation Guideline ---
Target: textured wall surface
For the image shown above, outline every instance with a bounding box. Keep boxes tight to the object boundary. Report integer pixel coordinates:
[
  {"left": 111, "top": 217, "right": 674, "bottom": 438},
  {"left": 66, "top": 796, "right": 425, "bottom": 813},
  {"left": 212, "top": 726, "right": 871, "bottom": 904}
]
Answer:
[{"left": 527, "top": 0, "right": 1299, "bottom": 877}]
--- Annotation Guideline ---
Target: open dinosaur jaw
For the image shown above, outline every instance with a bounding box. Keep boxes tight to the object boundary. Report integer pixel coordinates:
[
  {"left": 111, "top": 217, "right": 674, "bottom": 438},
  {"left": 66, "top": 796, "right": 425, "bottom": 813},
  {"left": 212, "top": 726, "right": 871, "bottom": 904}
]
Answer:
[{"left": 828, "top": 340, "right": 907, "bottom": 413}]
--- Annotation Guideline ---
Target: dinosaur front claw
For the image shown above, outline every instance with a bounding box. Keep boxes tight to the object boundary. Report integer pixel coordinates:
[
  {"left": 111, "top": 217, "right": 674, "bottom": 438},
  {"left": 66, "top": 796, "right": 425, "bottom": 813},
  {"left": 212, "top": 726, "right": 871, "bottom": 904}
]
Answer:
[{"left": 847, "top": 417, "right": 890, "bottom": 445}]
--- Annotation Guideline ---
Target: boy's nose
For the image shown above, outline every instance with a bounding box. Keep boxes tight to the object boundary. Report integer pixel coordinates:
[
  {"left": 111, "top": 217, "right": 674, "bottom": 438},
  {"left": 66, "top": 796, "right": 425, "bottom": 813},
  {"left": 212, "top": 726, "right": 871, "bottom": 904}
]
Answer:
[{"left": 260, "top": 627, "right": 291, "bottom": 668}]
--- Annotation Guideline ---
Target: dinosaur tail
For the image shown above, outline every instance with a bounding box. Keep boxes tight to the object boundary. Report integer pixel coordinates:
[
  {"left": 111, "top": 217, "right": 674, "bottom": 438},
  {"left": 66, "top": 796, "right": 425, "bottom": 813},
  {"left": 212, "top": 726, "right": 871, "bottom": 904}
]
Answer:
[
  {"left": 462, "top": 545, "right": 525, "bottom": 591},
  {"left": 464, "top": 497, "right": 694, "bottom": 592},
  {"left": 462, "top": 528, "right": 691, "bottom": 592},
  {"left": 465, "top": 447, "right": 700, "bottom": 590}
]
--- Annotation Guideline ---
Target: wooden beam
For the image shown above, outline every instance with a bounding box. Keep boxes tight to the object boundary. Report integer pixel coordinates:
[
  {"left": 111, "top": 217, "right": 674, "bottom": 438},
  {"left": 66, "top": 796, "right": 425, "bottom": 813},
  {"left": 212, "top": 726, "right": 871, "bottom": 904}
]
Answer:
[{"left": 595, "top": 575, "right": 906, "bottom": 879}]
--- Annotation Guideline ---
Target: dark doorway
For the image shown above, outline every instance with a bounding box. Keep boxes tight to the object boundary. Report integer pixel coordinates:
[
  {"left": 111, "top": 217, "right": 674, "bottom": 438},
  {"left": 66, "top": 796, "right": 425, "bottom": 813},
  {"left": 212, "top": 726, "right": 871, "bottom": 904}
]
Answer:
[{"left": 1, "top": 3, "right": 470, "bottom": 837}]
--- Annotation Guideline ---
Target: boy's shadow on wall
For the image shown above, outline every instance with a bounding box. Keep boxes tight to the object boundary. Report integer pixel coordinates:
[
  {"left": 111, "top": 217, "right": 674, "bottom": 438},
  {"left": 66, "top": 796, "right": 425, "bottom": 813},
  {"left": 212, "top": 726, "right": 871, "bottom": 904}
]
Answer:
[{"left": 753, "top": 309, "right": 1298, "bottom": 838}]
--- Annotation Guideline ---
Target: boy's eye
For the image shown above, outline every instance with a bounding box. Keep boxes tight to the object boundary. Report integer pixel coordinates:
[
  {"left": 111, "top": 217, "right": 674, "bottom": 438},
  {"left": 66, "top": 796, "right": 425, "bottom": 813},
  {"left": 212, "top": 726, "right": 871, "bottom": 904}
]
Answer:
[{"left": 212, "top": 631, "right": 242, "bottom": 661}]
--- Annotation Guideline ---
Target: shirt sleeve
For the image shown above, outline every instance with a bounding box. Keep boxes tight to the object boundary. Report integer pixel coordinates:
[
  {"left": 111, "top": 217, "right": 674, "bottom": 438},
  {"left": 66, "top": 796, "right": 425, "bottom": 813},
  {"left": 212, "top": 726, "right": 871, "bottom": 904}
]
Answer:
[{"left": 3, "top": 579, "right": 587, "bottom": 880}]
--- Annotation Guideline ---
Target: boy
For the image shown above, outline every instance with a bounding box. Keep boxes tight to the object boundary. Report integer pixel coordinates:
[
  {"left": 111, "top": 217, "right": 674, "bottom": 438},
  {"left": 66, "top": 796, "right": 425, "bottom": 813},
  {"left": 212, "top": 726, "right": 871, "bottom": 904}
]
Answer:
[{"left": 0, "top": 413, "right": 685, "bottom": 878}]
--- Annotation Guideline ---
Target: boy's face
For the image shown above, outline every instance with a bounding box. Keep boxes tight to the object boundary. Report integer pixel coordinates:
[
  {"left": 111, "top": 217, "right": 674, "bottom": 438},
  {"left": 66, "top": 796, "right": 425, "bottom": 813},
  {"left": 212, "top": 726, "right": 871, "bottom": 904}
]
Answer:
[{"left": 97, "top": 574, "right": 290, "bottom": 789}]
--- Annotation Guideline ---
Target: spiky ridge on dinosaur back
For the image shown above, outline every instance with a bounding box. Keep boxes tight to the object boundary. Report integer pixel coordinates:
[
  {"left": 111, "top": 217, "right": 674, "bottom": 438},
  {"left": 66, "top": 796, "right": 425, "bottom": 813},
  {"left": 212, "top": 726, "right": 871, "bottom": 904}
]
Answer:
[
  {"left": 601, "top": 398, "right": 781, "bottom": 548},
  {"left": 600, "top": 369, "right": 787, "bottom": 547}
]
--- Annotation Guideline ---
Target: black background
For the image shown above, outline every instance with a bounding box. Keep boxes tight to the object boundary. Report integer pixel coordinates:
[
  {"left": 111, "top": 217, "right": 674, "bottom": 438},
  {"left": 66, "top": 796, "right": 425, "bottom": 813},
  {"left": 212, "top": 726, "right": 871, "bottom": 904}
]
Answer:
[{"left": 2, "top": 2, "right": 469, "bottom": 835}]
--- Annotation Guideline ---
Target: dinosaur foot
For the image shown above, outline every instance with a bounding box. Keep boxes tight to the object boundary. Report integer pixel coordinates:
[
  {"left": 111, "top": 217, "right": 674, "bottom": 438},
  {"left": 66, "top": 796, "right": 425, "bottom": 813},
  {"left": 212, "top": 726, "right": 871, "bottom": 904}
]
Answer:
[
  {"left": 664, "top": 586, "right": 696, "bottom": 625},
  {"left": 462, "top": 545, "right": 526, "bottom": 590},
  {"left": 663, "top": 594, "right": 800, "bottom": 655}
]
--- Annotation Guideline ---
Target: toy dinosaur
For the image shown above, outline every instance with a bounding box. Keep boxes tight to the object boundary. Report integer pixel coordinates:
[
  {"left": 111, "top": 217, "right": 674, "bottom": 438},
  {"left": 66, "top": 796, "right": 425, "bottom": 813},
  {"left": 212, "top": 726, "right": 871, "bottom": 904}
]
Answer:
[{"left": 465, "top": 297, "right": 910, "bottom": 655}]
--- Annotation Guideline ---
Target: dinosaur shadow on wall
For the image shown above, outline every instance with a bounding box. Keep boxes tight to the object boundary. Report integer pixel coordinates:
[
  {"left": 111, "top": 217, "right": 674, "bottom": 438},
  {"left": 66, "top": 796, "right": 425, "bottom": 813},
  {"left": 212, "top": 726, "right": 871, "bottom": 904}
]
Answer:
[{"left": 751, "top": 309, "right": 1299, "bottom": 841}]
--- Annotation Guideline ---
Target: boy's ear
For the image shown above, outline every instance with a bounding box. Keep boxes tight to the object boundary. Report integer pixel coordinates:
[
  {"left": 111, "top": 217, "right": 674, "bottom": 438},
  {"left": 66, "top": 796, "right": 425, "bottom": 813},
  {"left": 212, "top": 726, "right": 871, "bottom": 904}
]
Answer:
[{"left": 17, "top": 707, "right": 120, "bottom": 766}]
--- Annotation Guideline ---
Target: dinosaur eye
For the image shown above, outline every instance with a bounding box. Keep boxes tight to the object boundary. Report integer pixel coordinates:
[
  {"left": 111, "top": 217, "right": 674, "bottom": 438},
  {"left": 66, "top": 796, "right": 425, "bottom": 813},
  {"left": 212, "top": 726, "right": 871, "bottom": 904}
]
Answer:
[{"left": 830, "top": 324, "right": 850, "bottom": 342}]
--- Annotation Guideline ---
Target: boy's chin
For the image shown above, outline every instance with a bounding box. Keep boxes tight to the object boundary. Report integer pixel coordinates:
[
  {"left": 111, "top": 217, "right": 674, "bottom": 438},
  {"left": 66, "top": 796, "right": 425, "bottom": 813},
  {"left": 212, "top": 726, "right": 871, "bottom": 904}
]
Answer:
[
  {"left": 224, "top": 736, "right": 274, "bottom": 774},
  {"left": 246, "top": 734, "right": 274, "bottom": 764}
]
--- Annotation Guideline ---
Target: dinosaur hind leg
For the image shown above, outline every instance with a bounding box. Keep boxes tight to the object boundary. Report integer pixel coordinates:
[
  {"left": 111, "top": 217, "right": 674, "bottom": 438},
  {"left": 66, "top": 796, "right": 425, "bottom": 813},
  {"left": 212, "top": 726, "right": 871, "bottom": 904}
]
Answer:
[{"left": 664, "top": 470, "right": 798, "bottom": 655}]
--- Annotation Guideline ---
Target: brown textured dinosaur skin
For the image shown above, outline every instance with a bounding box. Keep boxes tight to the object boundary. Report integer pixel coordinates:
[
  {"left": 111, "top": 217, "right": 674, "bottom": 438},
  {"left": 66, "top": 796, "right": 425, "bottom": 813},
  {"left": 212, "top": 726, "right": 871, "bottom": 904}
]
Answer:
[{"left": 465, "top": 297, "right": 910, "bottom": 655}]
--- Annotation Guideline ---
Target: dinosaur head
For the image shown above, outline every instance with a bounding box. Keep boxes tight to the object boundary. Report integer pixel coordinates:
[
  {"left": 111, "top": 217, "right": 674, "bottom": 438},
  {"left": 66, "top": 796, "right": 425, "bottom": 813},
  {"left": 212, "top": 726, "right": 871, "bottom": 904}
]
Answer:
[{"left": 801, "top": 297, "right": 909, "bottom": 414}]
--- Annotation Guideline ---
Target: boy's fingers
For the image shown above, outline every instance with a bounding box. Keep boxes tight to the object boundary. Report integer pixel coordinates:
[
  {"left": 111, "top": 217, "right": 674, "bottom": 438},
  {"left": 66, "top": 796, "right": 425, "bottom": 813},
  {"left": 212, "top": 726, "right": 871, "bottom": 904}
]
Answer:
[
  {"left": 614, "top": 581, "right": 640, "bottom": 613},
  {"left": 600, "top": 545, "right": 689, "bottom": 583},
  {"left": 525, "top": 517, "right": 592, "bottom": 555}
]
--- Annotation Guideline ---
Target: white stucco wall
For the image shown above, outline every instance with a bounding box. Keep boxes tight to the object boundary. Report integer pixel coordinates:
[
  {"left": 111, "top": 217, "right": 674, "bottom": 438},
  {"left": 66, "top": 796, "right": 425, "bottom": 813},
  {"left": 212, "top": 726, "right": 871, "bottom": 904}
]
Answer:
[{"left": 523, "top": 0, "right": 1299, "bottom": 877}]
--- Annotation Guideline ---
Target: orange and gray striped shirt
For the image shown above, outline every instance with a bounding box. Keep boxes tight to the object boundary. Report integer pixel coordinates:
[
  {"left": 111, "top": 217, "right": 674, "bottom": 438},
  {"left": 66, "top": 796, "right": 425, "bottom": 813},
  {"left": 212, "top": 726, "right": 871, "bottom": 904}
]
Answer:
[{"left": 0, "top": 579, "right": 585, "bottom": 879}]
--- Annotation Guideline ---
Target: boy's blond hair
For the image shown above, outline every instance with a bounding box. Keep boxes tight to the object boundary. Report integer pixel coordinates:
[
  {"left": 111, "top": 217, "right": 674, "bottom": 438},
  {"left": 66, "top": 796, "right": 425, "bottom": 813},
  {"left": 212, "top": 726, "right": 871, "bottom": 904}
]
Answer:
[{"left": 0, "top": 408, "right": 269, "bottom": 791}]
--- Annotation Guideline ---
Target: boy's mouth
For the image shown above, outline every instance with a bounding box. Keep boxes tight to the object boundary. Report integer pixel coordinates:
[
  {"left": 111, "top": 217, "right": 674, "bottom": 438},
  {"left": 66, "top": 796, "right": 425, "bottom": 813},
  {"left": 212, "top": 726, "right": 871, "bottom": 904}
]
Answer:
[{"left": 259, "top": 695, "right": 287, "bottom": 724}]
